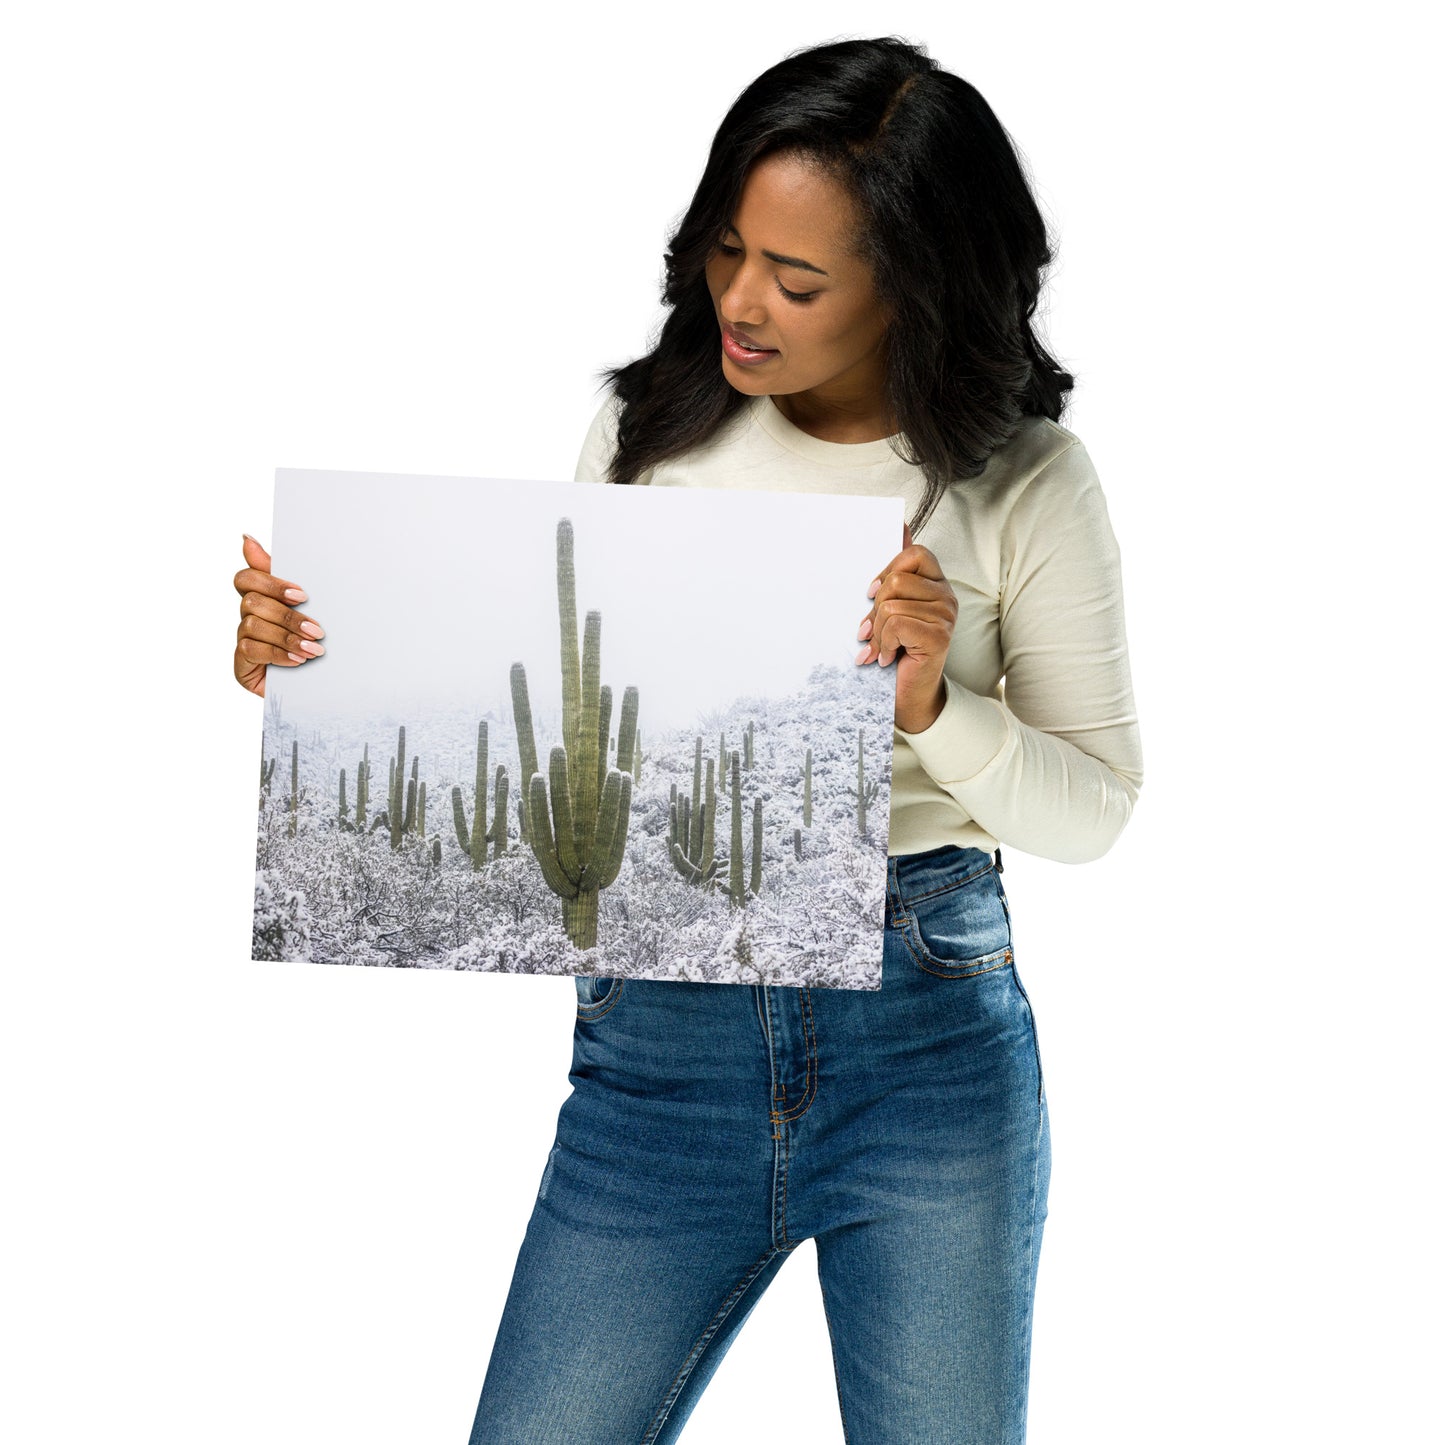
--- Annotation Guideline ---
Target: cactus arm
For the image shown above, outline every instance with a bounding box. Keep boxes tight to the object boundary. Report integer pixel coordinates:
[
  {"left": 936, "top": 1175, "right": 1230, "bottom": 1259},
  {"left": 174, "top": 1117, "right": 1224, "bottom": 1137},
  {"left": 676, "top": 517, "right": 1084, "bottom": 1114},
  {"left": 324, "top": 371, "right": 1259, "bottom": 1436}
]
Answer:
[
  {"left": 576, "top": 610, "right": 602, "bottom": 860},
  {"left": 471, "top": 720, "right": 488, "bottom": 862},
  {"left": 593, "top": 771, "right": 632, "bottom": 890},
  {"left": 404, "top": 755, "right": 419, "bottom": 834},
  {"left": 616, "top": 688, "right": 639, "bottom": 790},
  {"left": 527, "top": 772, "right": 579, "bottom": 899},
  {"left": 510, "top": 663, "right": 539, "bottom": 843},
  {"left": 700, "top": 798, "right": 715, "bottom": 876},
  {"left": 547, "top": 747, "right": 580, "bottom": 882},
  {"left": 450, "top": 786, "right": 473, "bottom": 857},
  {"left": 597, "top": 684, "right": 612, "bottom": 769},
  {"left": 687, "top": 737, "right": 704, "bottom": 859},
  {"left": 672, "top": 842, "right": 706, "bottom": 883},
  {"left": 577, "top": 769, "right": 623, "bottom": 892},
  {"left": 491, "top": 766, "right": 509, "bottom": 861}
]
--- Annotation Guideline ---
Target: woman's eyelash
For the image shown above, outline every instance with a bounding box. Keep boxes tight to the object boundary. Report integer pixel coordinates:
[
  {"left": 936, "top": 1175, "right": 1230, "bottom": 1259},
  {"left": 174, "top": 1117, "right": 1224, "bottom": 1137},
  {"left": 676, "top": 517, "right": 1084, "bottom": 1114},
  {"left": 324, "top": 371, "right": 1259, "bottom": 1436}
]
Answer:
[
  {"left": 776, "top": 280, "right": 817, "bottom": 303},
  {"left": 716, "top": 242, "right": 818, "bottom": 303}
]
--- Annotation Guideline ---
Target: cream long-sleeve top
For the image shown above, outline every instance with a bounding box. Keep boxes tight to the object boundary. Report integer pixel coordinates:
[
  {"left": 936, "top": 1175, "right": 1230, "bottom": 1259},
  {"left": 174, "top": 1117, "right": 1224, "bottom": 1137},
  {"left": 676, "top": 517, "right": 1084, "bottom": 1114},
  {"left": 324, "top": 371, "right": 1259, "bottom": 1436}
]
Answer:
[{"left": 574, "top": 390, "right": 1144, "bottom": 864}]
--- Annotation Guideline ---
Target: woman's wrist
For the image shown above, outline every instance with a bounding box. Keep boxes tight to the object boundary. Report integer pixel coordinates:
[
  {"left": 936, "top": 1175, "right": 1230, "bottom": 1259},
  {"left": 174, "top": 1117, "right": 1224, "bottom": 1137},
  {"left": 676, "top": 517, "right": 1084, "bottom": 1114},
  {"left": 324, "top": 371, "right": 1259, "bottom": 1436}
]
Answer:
[{"left": 895, "top": 679, "right": 948, "bottom": 736}]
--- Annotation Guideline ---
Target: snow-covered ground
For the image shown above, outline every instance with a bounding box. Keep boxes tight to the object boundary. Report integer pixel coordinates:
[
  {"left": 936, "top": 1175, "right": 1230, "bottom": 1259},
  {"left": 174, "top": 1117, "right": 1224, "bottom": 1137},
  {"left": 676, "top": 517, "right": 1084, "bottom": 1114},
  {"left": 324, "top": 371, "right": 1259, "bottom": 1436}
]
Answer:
[{"left": 254, "top": 663, "right": 893, "bottom": 988}]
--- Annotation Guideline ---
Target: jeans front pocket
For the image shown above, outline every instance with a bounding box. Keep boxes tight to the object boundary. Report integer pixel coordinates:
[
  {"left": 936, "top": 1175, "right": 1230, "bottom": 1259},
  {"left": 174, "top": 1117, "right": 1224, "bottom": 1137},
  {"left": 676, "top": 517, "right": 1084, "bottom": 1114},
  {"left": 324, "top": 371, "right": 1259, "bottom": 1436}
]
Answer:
[
  {"left": 898, "top": 859, "right": 1013, "bottom": 979},
  {"left": 574, "top": 972, "right": 624, "bottom": 1021}
]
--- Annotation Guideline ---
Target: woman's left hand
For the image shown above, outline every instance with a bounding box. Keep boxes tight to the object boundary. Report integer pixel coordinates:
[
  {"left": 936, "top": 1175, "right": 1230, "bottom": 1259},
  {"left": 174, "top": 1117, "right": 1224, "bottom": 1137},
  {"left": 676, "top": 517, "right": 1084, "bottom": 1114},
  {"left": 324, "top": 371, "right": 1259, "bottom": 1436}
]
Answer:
[{"left": 856, "top": 523, "right": 958, "bottom": 734}]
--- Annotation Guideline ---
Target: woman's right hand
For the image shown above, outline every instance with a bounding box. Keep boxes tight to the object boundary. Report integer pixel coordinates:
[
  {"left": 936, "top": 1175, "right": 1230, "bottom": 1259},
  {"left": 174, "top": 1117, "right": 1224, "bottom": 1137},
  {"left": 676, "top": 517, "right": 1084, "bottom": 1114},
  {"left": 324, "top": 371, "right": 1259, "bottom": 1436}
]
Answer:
[{"left": 233, "top": 534, "right": 325, "bottom": 697}]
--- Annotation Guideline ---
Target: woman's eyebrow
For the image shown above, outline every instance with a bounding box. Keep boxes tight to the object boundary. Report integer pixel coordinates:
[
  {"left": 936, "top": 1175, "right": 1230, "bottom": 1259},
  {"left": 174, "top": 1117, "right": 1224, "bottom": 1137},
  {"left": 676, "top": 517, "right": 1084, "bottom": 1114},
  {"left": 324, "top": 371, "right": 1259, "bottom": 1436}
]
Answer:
[{"left": 723, "top": 224, "right": 829, "bottom": 276}]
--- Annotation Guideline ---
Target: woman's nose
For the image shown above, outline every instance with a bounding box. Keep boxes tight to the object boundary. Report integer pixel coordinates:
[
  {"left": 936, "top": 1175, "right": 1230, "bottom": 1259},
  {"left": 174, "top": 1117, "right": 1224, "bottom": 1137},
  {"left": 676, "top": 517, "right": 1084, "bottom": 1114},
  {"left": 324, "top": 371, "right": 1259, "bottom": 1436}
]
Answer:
[{"left": 720, "top": 266, "right": 768, "bottom": 327}]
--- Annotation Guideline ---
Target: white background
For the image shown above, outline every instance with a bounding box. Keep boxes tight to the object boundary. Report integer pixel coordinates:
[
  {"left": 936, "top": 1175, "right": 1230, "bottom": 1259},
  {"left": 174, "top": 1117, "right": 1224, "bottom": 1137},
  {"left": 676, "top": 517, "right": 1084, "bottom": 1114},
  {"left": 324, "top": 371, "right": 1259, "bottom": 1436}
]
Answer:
[{"left": 5, "top": 2, "right": 1438, "bottom": 1441}]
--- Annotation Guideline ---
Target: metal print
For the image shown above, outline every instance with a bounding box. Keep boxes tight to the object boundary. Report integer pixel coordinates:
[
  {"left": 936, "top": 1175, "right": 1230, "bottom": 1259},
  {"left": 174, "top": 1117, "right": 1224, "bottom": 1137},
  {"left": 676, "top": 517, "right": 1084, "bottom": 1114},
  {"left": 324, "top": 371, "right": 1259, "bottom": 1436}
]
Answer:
[{"left": 253, "top": 469, "right": 902, "bottom": 988}]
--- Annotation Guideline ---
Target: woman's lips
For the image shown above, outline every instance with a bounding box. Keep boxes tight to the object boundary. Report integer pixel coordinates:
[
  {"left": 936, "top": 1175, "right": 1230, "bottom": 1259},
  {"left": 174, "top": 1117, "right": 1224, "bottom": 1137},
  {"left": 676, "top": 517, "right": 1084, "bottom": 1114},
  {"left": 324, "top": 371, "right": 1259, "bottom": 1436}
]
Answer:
[{"left": 721, "top": 325, "right": 779, "bottom": 365}]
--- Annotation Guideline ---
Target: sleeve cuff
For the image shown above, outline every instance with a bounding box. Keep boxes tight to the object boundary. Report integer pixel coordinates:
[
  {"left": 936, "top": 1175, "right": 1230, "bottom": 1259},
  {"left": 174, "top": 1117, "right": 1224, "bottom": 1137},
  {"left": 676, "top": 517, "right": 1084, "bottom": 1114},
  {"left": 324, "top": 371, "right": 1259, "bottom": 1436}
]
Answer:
[{"left": 897, "top": 674, "right": 1011, "bottom": 785}]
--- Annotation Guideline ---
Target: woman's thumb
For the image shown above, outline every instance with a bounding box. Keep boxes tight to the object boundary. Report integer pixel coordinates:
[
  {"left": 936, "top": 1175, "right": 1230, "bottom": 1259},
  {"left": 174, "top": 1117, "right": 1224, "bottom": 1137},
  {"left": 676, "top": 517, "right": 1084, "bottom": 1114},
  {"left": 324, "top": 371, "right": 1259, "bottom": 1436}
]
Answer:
[{"left": 242, "top": 532, "right": 272, "bottom": 572}]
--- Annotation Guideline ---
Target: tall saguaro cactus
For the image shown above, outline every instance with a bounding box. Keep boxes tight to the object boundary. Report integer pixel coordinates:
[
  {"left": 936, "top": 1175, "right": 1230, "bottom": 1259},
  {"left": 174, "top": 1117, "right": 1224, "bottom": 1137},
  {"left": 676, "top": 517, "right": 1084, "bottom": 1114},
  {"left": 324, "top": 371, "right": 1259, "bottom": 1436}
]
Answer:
[
  {"left": 727, "top": 750, "right": 764, "bottom": 908},
  {"left": 802, "top": 747, "right": 813, "bottom": 828},
  {"left": 511, "top": 518, "right": 638, "bottom": 949},
  {"left": 670, "top": 737, "right": 718, "bottom": 887},
  {"left": 288, "top": 739, "right": 299, "bottom": 838},
  {"left": 358, "top": 744, "right": 369, "bottom": 828},
  {"left": 383, "top": 726, "right": 423, "bottom": 851},
  {"left": 259, "top": 748, "right": 275, "bottom": 807},
  {"left": 851, "top": 727, "right": 881, "bottom": 837},
  {"left": 451, "top": 719, "right": 510, "bottom": 869}
]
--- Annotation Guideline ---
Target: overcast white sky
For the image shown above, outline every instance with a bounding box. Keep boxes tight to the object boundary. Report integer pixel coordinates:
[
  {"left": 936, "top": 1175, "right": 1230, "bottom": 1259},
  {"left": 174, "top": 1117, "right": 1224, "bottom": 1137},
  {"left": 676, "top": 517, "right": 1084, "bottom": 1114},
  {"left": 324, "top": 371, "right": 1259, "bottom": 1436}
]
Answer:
[{"left": 268, "top": 470, "right": 903, "bottom": 732}]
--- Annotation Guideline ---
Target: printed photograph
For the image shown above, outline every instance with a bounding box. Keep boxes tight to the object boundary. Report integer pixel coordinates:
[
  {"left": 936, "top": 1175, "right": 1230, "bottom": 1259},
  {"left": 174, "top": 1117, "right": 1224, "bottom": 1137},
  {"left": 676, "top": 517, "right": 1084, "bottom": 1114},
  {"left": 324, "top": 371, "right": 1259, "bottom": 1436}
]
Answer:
[{"left": 253, "top": 470, "right": 902, "bottom": 987}]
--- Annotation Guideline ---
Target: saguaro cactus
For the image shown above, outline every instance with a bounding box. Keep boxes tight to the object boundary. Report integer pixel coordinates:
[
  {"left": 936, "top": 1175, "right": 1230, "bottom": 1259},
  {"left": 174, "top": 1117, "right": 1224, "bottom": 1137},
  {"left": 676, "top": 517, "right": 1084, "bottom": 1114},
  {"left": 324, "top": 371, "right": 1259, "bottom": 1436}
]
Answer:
[
  {"left": 726, "top": 751, "right": 764, "bottom": 908},
  {"left": 510, "top": 518, "right": 638, "bottom": 949},
  {"left": 288, "top": 739, "right": 299, "bottom": 837},
  {"left": 802, "top": 747, "right": 813, "bottom": 829},
  {"left": 381, "top": 726, "right": 423, "bottom": 851},
  {"left": 743, "top": 721, "right": 755, "bottom": 771},
  {"left": 388, "top": 726, "right": 407, "bottom": 850},
  {"left": 355, "top": 743, "right": 369, "bottom": 829},
  {"left": 451, "top": 720, "right": 510, "bottom": 869},
  {"left": 670, "top": 738, "right": 718, "bottom": 887},
  {"left": 850, "top": 727, "right": 881, "bottom": 837}
]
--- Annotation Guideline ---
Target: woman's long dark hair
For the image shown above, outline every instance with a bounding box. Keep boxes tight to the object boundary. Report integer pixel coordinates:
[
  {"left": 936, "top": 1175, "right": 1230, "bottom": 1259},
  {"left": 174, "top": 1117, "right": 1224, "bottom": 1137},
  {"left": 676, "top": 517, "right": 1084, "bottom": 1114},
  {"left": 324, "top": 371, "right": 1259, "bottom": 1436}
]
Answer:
[{"left": 600, "top": 36, "right": 1074, "bottom": 534}]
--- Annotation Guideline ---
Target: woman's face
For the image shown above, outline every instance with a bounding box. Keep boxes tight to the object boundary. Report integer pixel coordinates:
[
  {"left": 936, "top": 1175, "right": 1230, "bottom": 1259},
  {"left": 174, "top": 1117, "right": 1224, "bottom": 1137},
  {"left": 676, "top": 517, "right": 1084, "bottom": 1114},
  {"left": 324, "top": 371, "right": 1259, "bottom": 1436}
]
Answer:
[{"left": 704, "top": 151, "right": 891, "bottom": 418}]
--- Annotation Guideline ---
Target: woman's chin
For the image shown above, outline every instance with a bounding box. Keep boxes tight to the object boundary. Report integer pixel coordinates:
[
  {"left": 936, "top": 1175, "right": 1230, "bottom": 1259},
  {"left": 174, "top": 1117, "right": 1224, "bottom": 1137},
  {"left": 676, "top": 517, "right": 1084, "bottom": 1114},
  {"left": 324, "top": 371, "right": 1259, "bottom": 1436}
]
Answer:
[{"left": 721, "top": 362, "right": 776, "bottom": 395}]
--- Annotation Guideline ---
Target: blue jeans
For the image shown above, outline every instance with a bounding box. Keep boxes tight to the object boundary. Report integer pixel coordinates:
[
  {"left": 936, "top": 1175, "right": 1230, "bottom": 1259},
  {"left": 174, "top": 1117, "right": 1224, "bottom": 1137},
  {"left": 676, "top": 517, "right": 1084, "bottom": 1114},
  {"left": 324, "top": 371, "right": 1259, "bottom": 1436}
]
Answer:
[{"left": 468, "top": 845, "right": 1050, "bottom": 1443}]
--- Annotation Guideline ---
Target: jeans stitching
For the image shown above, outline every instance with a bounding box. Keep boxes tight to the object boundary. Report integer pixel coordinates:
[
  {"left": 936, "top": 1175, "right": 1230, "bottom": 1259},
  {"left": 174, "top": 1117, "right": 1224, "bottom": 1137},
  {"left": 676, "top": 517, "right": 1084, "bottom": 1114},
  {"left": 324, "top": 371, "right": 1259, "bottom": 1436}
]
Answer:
[
  {"left": 576, "top": 976, "right": 625, "bottom": 1021},
  {"left": 898, "top": 911, "right": 1014, "bottom": 979},
  {"left": 1010, "top": 966, "right": 1045, "bottom": 1111},
  {"left": 772, "top": 986, "right": 818, "bottom": 1122},
  {"left": 640, "top": 1245, "right": 787, "bottom": 1444}
]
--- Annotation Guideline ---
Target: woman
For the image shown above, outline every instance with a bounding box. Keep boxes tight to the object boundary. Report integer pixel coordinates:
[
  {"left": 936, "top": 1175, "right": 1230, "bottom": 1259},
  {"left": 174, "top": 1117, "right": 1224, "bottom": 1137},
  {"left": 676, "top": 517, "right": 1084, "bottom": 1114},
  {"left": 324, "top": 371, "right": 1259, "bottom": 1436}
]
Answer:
[{"left": 233, "top": 36, "right": 1142, "bottom": 1443}]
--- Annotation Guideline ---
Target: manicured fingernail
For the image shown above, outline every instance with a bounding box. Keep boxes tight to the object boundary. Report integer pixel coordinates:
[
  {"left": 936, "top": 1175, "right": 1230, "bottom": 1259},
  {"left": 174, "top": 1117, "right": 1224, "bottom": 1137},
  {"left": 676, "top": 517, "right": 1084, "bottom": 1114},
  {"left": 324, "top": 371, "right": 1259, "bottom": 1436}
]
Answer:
[
  {"left": 299, "top": 620, "right": 324, "bottom": 638},
  {"left": 287, "top": 651, "right": 306, "bottom": 663},
  {"left": 867, "top": 579, "right": 881, "bottom": 598},
  {"left": 283, "top": 587, "right": 307, "bottom": 602},
  {"left": 298, "top": 640, "right": 325, "bottom": 656},
  {"left": 857, "top": 619, "right": 872, "bottom": 641},
  {"left": 855, "top": 646, "right": 871, "bottom": 664}
]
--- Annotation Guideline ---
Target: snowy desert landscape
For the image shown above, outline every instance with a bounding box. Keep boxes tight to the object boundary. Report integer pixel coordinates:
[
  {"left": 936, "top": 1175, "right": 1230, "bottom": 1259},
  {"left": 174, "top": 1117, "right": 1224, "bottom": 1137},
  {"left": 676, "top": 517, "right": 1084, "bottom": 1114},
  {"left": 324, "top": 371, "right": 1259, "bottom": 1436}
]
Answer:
[
  {"left": 254, "top": 660, "right": 893, "bottom": 988},
  {"left": 253, "top": 476, "right": 903, "bottom": 989}
]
